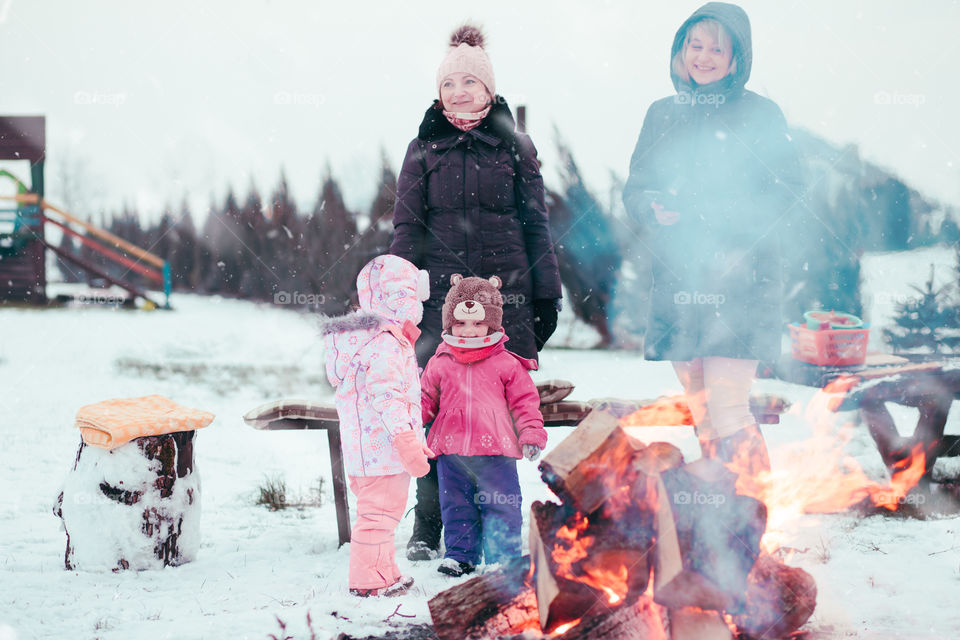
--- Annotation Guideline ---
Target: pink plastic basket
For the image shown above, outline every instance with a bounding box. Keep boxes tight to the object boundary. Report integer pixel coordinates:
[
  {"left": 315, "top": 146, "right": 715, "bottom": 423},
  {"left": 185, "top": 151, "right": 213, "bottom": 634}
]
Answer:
[{"left": 789, "top": 322, "right": 870, "bottom": 366}]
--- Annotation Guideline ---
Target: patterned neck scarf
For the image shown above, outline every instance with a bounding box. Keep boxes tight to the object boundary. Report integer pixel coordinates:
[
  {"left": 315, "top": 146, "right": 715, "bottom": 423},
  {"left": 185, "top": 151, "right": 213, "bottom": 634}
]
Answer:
[
  {"left": 442, "top": 105, "right": 492, "bottom": 132},
  {"left": 441, "top": 331, "right": 505, "bottom": 363}
]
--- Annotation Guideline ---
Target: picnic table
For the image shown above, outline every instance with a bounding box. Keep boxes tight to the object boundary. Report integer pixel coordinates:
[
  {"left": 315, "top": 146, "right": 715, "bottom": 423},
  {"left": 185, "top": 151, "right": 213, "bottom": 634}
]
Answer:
[{"left": 775, "top": 353, "right": 960, "bottom": 478}]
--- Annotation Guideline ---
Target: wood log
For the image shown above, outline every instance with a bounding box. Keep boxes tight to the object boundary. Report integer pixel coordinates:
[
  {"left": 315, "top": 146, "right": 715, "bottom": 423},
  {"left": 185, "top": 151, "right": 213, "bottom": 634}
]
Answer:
[
  {"left": 547, "top": 596, "right": 669, "bottom": 640},
  {"left": 669, "top": 607, "right": 734, "bottom": 640},
  {"left": 530, "top": 501, "right": 607, "bottom": 633},
  {"left": 530, "top": 483, "right": 656, "bottom": 634},
  {"left": 732, "top": 554, "right": 817, "bottom": 639},
  {"left": 538, "top": 409, "right": 646, "bottom": 513},
  {"left": 53, "top": 431, "right": 199, "bottom": 571},
  {"left": 428, "top": 556, "right": 540, "bottom": 640},
  {"left": 654, "top": 459, "right": 767, "bottom": 613}
]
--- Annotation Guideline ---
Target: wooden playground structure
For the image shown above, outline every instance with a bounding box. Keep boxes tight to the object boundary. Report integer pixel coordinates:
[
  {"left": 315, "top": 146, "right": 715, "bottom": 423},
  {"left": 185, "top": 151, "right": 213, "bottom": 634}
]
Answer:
[{"left": 0, "top": 116, "right": 170, "bottom": 309}]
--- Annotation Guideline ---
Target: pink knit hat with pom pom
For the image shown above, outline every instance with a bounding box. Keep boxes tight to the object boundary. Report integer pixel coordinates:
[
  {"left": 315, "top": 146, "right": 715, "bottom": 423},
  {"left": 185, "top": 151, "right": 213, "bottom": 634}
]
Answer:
[{"left": 436, "top": 25, "right": 496, "bottom": 97}]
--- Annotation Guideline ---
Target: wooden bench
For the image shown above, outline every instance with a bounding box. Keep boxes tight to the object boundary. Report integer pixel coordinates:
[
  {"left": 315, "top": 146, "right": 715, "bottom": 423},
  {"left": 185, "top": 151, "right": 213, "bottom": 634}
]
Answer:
[{"left": 243, "top": 382, "right": 790, "bottom": 547}]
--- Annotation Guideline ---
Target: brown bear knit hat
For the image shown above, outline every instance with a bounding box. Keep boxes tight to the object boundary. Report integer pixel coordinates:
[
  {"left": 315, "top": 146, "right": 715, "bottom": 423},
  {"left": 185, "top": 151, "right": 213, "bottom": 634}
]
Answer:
[
  {"left": 442, "top": 274, "right": 504, "bottom": 333},
  {"left": 436, "top": 25, "right": 496, "bottom": 98}
]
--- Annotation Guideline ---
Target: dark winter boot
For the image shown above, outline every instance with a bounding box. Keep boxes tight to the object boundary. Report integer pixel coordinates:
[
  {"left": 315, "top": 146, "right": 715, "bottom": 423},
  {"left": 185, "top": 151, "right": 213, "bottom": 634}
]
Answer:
[
  {"left": 406, "top": 457, "right": 442, "bottom": 561},
  {"left": 437, "top": 558, "right": 475, "bottom": 577},
  {"left": 700, "top": 424, "right": 771, "bottom": 478}
]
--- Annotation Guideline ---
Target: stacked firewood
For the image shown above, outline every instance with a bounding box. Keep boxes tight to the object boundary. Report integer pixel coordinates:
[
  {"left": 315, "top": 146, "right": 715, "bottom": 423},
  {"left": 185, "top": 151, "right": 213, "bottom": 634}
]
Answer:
[{"left": 429, "top": 410, "right": 816, "bottom": 640}]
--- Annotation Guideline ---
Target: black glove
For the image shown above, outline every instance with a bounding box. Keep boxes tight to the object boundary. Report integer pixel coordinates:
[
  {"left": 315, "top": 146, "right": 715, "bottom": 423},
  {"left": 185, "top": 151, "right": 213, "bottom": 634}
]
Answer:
[{"left": 532, "top": 298, "right": 561, "bottom": 351}]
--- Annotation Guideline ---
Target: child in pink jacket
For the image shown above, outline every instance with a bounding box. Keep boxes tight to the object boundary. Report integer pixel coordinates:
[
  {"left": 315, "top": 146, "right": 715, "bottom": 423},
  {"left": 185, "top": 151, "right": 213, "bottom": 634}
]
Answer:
[
  {"left": 321, "top": 254, "right": 434, "bottom": 597},
  {"left": 420, "top": 274, "right": 547, "bottom": 577}
]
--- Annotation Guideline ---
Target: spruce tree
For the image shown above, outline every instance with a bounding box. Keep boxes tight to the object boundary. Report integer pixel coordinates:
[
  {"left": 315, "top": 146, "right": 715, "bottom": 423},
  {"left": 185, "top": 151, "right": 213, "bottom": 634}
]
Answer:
[
  {"left": 263, "top": 170, "right": 305, "bottom": 301},
  {"left": 357, "top": 151, "right": 397, "bottom": 266},
  {"left": 304, "top": 169, "right": 359, "bottom": 315},
  {"left": 883, "top": 263, "right": 959, "bottom": 353},
  {"left": 203, "top": 189, "right": 244, "bottom": 295},
  {"left": 169, "top": 200, "right": 202, "bottom": 292},
  {"left": 553, "top": 132, "right": 621, "bottom": 346}
]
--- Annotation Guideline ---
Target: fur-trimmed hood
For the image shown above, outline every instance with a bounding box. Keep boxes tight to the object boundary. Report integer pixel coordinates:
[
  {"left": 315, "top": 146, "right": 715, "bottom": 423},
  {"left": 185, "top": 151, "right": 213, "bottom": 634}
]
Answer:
[
  {"left": 321, "top": 254, "right": 425, "bottom": 388},
  {"left": 320, "top": 311, "right": 387, "bottom": 388}
]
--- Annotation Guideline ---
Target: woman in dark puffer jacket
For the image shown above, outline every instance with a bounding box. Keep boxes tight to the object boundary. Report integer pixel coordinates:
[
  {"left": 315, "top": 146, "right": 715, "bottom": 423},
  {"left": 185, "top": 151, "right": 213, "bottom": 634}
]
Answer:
[
  {"left": 390, "top": 24, "right": 562, "bottom": 560},
  {"left": 623, "top": 3, "right": 803, "bottom": 477}
]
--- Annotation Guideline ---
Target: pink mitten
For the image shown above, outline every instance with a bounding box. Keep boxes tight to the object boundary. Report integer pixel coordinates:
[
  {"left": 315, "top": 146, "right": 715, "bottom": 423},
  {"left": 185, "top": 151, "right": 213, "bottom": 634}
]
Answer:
[{"left": 394, "top": 430, "right": 432, "bottom": 478}]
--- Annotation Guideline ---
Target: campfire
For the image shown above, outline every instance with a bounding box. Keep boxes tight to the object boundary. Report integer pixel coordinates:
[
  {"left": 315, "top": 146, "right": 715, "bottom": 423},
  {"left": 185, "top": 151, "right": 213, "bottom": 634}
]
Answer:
[{"left": 429, "top": 388, "right": 927, "bottom": 640}]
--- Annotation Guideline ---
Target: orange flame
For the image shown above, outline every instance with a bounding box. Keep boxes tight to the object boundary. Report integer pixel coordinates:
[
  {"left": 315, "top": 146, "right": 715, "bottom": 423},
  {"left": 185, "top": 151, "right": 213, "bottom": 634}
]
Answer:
[
  {"left": 730, "top": 384, "right": 927, "bottom": 553},
  {"left": 619, "top": 396, "right": 694, "bottom": 427},
  {"left": 869, "top": 444, "right": 926, "bottom": 511},
  {"left": 579, "top": 563, "right": 629, "bottom": 604},
  {"left": 552, "top": 517, "right": 592, "bottom": 569},
  {"left": 551, "top": 620, "right": 581, "bottom": 636}
]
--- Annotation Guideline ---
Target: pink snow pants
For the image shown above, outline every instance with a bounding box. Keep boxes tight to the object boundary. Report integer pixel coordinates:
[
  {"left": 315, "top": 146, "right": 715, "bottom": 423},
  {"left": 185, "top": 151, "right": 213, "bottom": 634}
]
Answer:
[
  {"left": 672, "top": 357, "right": 758, "bottom": 441},
  {"left": 347, "top": 472, "right": 410, "bottom": 590}
]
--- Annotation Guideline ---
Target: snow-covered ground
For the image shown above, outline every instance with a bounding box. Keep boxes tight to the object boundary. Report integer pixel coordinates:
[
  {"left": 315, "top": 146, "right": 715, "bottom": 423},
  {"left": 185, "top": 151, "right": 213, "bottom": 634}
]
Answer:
[{"left": 2, "top": 248, "right": 959, "bottom": 640}]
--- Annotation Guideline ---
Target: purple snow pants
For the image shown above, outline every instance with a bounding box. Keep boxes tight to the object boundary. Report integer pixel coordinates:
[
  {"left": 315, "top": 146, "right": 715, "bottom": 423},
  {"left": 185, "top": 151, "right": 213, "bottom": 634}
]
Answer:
[{"left": 437, "top": 454, "right": 523, "bottom": 566}]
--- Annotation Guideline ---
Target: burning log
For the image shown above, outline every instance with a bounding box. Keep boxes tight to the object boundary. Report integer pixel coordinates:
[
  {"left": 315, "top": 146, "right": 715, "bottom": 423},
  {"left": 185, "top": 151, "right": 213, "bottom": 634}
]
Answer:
[
  {"left": 431, "top": 404, "right": 813, "bottom": 639},
  {"left": 544, "top": 596, "right": 669, "bottom": 640},
  {"left": 530, "top": 434, "right": 668, "bottom": 633},
  {"left": 538, "top": 409, "right": 647, "bottom": 513},
  {"left": 529, "top": 501, "right": 607, "bottom": 632},
  {"left": 732, "top": 553, "right": 817, "bottom": 639},
  {"left": 428, "top": 556, "right": 540, "bottom": 640},
  {"left": 654, "top": 459, "right": 767, "bottom": 613}
]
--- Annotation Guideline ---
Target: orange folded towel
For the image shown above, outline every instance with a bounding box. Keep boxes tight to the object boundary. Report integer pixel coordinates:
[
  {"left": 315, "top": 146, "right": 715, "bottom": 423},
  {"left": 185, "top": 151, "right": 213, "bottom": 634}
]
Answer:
[{"left": 75, "top": 395, "right": 215, "bottom": 450}]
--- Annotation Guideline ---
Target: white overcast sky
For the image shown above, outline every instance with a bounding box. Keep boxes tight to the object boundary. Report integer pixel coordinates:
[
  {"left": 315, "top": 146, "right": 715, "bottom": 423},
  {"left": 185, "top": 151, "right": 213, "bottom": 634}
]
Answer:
[{"left": 2, "top": 0, "right": 958, "bottom": 222}]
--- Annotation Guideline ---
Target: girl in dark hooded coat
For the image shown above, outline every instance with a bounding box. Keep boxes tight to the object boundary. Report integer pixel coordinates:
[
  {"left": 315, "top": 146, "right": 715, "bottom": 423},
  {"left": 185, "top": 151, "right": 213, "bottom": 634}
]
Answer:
[
  {"left": 390, "top": 24, "right": 563, "bottom": 560},
  {"left": 623, "top": 3, "right": 803, "bottom": 471}
]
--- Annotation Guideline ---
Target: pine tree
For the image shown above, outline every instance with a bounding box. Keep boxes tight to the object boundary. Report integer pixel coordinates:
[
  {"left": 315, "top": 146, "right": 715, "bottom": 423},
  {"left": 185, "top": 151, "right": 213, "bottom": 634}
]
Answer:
[
  {"left": 237, "top": 182, "right": 271, "bottom": 300},
  {"left": 357, "top": 151, "right": 397, "bottom": 266},
  {"left": 262, "top": 170, "right": 305, "bottom": 302},
  {"left": 304, "top": 169, "right": 359, "bottom": 314},
  {"left": 883, "top": 263, "right": 959, "bottom": 353},
  {"left": 552, "top": 132, "right": 622, "bottom": 346},
  {"left": 168, "top": 199, "right": 202, "bottom": 292},
  {"left": 203, "top": 189, "right": 244, "bottom": 295}
]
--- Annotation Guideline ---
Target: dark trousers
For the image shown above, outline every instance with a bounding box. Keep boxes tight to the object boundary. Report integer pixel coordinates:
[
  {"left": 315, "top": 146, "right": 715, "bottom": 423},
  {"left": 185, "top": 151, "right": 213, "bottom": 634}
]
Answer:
[
  {"left": 437, "top": 454, "right": 522, "bottom": 565},
  {"left": 409, "top": 457, "right": 443, "bottom": 550}
]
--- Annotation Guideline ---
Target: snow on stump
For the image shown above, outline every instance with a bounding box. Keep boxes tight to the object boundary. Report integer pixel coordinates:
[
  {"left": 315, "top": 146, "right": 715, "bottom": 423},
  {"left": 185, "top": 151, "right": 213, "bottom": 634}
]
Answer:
[{"left": 53, "top": 395, "right": 214, "bottom": 571}]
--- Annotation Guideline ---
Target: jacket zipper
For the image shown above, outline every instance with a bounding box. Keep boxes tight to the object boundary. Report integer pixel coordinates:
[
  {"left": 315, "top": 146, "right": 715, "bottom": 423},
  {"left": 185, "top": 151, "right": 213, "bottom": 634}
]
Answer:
[{"left": 465, "top": 363, "right": 473, "bottom": 455}]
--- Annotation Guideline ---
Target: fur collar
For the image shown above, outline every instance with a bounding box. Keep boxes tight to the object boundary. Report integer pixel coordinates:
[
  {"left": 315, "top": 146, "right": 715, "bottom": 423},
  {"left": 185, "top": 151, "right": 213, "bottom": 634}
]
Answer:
[{"left": 417, "top": 98, "right": 517, "bottom": 145}]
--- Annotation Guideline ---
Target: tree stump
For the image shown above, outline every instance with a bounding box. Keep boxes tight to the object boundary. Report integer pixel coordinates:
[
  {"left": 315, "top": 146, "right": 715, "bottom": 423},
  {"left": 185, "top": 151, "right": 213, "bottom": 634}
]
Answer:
[{"left": 53, "top": 431, "right": 199, "bottom": 571}]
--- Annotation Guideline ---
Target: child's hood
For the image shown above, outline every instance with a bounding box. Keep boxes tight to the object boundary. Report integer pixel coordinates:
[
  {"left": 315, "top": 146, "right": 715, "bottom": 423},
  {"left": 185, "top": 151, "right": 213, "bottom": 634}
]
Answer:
[
  {"left": 356, "top": 254, "right": 425, "bottom": 327},
  {"left": 670, "top": 2, "right": 753, "bottom": 94},
  {"left": 320, "top": 254, "right": 425, "bottom": 387}
]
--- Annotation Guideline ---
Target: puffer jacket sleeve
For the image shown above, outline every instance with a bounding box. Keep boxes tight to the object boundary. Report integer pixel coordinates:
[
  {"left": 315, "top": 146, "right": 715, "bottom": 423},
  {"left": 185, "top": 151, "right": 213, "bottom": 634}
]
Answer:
[
  {"left": 513, "top": 133, "right": 562, "bottom": 301},
  {"left": 361, "top": 332, "right": 417, "bottom": 441},
  {"left": 622, "top": 99, "right": 668, "bottom": 230},
  {"left": 420, "top": 356, "right": 441, "bottom": 426},
  {"left": 389, "top": 138, "right": 429, "bottom": 266},
  {"left": 324, "top": 333, "right": 341, "bottom": 388},
  {"left": 504, "top": 361, "right": 547, "bottom": 449}
]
